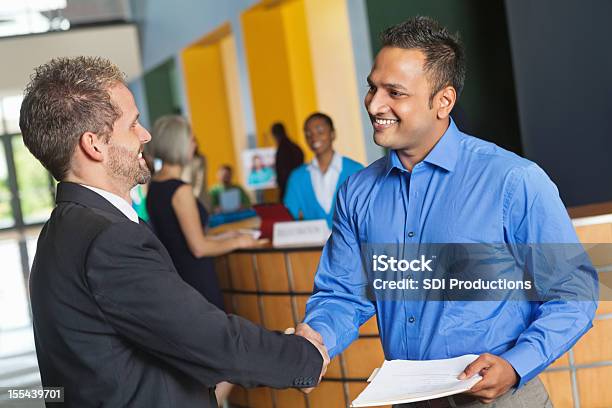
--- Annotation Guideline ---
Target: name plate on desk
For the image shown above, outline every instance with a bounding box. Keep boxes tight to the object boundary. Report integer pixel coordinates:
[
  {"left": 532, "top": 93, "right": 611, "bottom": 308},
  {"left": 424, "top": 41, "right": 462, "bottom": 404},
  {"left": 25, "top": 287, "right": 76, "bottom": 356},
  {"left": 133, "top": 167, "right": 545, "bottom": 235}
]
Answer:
[{"left": 273, "top": 220, "right": 331, "bottom": 248}]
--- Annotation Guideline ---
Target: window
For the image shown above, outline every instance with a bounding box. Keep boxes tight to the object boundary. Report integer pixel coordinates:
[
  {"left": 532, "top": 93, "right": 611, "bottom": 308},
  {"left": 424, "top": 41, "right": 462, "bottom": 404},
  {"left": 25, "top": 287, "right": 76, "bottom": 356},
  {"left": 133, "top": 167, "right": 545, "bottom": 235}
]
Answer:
[{"left": 0, "top": 94, "right": 56, "bottom": 336}]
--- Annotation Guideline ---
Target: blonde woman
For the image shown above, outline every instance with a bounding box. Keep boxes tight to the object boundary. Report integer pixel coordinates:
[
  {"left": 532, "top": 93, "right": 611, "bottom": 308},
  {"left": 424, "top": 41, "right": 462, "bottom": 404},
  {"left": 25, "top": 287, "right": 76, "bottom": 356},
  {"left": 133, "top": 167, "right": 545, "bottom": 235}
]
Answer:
[{"left": 147, "top": 115, "right": 254, "bottom": 307}]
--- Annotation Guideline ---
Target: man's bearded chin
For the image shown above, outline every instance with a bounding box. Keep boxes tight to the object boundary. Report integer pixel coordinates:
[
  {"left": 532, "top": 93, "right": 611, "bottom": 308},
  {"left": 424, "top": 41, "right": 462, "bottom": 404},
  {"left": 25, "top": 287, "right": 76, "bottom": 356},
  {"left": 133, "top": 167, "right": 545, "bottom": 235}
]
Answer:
[{"left": 136, "top": 169, "right": 151, "bottom": 185}]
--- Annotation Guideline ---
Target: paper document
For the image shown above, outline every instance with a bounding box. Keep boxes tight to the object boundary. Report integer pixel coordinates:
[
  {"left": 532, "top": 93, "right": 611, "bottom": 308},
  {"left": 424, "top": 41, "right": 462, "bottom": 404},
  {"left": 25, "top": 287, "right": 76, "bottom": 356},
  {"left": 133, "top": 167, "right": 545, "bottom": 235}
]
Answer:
[{"left": 351, "top": 354, "right": 482, "bottom": 407}]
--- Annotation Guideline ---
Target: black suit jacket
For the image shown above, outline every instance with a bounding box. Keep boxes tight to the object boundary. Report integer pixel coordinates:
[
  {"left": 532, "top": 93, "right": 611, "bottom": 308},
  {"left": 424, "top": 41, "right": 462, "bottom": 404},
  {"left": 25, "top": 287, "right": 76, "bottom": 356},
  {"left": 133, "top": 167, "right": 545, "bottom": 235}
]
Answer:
[{"left": 30, "top": 182, "right": 322, "bottom": 407}]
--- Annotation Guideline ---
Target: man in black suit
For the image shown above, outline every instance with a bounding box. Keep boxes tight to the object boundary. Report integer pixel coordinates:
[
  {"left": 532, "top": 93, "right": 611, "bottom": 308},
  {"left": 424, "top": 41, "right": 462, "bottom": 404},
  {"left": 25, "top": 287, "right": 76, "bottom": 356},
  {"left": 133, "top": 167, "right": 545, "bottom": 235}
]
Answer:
[{"left": 19, "top": 56, "right": 328, "bottom": 407}]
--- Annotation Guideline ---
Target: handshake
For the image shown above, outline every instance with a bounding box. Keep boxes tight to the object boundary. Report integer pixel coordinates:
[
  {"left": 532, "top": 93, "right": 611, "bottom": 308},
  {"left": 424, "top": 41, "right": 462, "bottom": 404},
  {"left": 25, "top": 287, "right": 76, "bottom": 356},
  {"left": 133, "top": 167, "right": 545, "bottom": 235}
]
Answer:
[{"left": 284, "top": 323, "right": 330, "bottom": 393}]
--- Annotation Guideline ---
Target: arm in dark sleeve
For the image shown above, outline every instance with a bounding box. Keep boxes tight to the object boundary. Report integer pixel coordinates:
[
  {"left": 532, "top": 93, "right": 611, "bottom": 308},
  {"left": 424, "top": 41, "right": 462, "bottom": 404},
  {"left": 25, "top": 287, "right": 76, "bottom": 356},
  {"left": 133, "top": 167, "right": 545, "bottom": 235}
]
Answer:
[{"left": 85, "top": 221, "right": 322, "bottom": 389}]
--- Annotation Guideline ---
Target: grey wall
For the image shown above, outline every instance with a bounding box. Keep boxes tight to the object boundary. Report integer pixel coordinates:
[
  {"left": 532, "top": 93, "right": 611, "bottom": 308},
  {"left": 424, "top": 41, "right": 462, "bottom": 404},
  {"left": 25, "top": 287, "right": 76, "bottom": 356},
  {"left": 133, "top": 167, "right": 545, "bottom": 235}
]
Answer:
[
  {"left": 129, "top": 0, "right": 259, "bottom": 139},
  {"left": 505, "top": 0, "right": 612, "bottom": 207}
]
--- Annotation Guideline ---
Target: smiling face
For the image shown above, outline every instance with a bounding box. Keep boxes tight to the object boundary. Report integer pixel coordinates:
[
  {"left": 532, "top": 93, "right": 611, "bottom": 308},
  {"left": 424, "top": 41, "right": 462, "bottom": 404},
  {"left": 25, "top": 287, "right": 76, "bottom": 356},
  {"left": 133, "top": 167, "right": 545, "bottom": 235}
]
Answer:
[
  {"left": 365, "top": 47, "right": 441, "bottom": 152},
  {"left": 104, "top": 84, "right": 152, "bottom": 190},
  {"left": 304, "top": 116, "right": 335, "bottom": 157}
]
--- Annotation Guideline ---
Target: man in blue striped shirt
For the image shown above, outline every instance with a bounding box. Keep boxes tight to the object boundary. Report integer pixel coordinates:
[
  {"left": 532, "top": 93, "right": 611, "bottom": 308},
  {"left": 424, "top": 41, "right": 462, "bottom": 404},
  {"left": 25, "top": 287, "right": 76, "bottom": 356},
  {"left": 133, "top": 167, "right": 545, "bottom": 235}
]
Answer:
[{"left": 296, "top": 17, "right": 597, "bottom": 407}]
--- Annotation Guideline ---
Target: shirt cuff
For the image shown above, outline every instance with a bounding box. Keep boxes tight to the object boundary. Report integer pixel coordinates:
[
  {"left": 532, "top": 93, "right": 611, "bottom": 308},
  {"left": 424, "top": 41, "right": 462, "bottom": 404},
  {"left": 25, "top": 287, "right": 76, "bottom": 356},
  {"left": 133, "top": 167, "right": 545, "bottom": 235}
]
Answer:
[
  {"left": 303, "top": 316, "right": 339, "bottom": 358},
  {"left": 500, "top": 341, "right": 546, "bottom": 388}
]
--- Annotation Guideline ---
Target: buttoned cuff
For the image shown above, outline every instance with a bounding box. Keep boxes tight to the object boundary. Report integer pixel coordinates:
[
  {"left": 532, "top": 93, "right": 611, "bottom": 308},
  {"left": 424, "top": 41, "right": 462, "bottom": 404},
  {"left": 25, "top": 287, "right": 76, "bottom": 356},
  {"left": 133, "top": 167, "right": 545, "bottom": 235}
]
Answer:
[
  {"left": 500, "top": 342, "right": 546, "bottom": 388},
  {"left": 292, "top": 336, "right": 324, "bottom": 388}
]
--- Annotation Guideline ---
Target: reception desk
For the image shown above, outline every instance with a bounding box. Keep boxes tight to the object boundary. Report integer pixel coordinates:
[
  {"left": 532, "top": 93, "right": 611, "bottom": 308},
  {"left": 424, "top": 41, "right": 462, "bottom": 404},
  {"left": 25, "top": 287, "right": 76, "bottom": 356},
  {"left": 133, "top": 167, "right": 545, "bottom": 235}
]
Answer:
[
  {"left": 215, "top": 245, "right": 384, "bottom": 408},
  {"left": 215, "top": 217, "right": 611, "bottom": 408}
]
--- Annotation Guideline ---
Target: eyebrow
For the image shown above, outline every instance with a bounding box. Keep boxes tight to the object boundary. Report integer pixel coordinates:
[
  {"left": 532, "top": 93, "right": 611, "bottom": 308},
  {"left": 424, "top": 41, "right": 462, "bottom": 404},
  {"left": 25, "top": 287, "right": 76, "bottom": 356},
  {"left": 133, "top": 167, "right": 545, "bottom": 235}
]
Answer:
[{"left": 367, "top": 76, "right": 408, "bottom": 91}]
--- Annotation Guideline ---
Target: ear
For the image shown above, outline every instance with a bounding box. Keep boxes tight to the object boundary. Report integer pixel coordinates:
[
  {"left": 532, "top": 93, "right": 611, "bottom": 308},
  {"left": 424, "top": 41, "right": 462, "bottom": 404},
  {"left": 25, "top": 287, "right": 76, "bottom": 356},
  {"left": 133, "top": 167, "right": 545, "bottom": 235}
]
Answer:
[
  {"left": 79, "top": 131, "right": 105, "bottom": 162},
  {"left": 435, "top": 86, "right": 457, "bottom": 120}
]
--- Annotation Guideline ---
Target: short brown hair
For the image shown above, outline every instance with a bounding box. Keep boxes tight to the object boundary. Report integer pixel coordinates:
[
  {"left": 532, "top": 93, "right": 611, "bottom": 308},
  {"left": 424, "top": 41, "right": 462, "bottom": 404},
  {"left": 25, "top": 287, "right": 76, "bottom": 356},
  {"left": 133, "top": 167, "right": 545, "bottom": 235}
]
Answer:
[{"left": 19, "top": 56, "right": 125, "bottom": 180}]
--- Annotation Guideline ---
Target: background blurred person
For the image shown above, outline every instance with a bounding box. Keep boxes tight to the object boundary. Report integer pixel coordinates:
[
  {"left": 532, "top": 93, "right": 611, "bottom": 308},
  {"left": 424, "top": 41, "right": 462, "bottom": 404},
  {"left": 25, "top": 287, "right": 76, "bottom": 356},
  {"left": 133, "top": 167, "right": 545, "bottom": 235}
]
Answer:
[
  {"left": 271, "top": 122, "right": 304, "bottom": 200},
  {"left": 182, "top": 150, "right": 212, "bottom": 211},
  {"left": 147, "top": 115, "right": 259, "bottom": 404},
  {"left": 209, "top": 164, "right": 251, "bottom": 213},
  {"left": 147, "top": 115, "right": 255, "bottom": 307},
  {"left": 130, "top": 142, "right": 155, "bottom": 222},
  {"left": 284, "top": 112, "right": 363, "bottom": 228}
]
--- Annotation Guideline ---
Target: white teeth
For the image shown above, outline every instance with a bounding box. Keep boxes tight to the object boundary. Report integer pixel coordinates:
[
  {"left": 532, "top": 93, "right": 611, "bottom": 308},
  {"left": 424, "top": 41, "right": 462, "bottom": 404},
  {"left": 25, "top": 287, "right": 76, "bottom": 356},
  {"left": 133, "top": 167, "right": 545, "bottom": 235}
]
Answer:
[
  {"left": 375, "top": 118, "right": 398, "bottom": 125},
  {"left": 138, "top": 152, "right": 143, "bottom": 159}
]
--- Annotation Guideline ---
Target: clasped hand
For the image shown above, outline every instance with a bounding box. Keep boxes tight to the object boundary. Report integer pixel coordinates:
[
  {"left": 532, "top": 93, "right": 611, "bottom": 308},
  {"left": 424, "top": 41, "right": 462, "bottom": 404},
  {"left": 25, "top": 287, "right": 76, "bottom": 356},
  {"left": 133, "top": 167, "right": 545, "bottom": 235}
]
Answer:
[{"left": 284, "top": 323, "right": 330, "bottom": 394}]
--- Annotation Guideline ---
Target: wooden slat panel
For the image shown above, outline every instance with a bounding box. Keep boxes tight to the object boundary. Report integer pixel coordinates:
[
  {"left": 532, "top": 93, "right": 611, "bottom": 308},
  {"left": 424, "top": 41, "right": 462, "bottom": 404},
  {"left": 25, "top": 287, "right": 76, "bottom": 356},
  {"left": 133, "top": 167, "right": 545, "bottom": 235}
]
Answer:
[
  {"left": 233, "top": 294, "right": 261, "bottom": 325},
  {"left": 599, "top": 272, "right": 612, "bottom": 306},
  {"left": 227, "top": 385, "right": 249, "bottom": 407},
  {"left": 256, "top": 253, "right": 289, "bottom": 291},
  {"left": 228, "top": 253, "right": 256, "bottom": 291},
  {"left": 576, "top": 366, "right": 612, "bottom": 408},
  {"left": 247, "top": 387, "right": 274, "bottom": 408},
  {"left": 539, "top": 372, "right": 573, "bottom": 408},
  {"left": 574, "top": 223, "right": 612, "bottom": 243},
  {"left": 572, "top": 319, "right": 612, "bottom": 364},
  {"left": 307, "top": 381, "right": 346, "bottom": 408},
  {"left": 215, "top": 256, "right": 231, "bottom": 289},
  {"left": 260, "top": 295, "right": 293, "bottom": 331},
  {"left": 288, "top": 251, "right": 320, "bottom": 292},
  {"left": 568, "top": 202, "right": 612, "bottom": 219},
  {"left": 222, "top": 294, "right": 234, "bottom": 314},
  {"left": 549, "top": 352, "right": 570, "bottom": 368},
  {"left": 274, "top": 389, "right": 307, "bottom": 408},
  {"left": 343, "top": 338, "right": 384, "bottom": 378},
  {"left": 325, "top": 355, "right": 342, "bottom": 378},
  {"left": 359, "top": 315, "right": 379, "bottom": 335},
  {"left": 347, "top": 382, "right": 392, "bottom": 408},
  {"left": 295, "top": 294, "right": 308, "bottom": 320},
  {"left": 596, "top": 300, "right": 612, "bottom": 315}
]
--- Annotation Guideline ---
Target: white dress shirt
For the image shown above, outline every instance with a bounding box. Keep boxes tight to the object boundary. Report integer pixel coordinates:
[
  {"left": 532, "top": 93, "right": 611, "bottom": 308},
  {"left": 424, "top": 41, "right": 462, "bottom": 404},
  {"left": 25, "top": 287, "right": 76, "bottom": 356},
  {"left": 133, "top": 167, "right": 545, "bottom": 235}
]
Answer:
[
  {"left": 81, "top": 184, "right": 139, "bottom": 224},
  {"left": 308, "top": 152, "right": 343, "bottom": 213}
]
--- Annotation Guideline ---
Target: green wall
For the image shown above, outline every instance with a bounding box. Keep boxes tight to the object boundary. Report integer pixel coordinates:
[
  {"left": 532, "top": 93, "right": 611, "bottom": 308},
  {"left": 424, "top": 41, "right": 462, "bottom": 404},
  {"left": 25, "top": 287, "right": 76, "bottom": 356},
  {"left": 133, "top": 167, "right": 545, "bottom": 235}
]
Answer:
[
  {"left": 143, "top": 58, "right": 182, "bottom": 126},
  {"left": 366, "top": 0, "right": 522, "bottom": 154}
]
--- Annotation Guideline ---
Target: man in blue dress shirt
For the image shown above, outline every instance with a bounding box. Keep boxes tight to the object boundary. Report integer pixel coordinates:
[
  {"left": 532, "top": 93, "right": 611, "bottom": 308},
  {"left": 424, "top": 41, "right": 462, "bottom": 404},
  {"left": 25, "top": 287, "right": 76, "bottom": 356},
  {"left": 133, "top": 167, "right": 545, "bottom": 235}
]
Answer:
[{"left": 294, "top": 17, "right": 598, "bottom": 406}]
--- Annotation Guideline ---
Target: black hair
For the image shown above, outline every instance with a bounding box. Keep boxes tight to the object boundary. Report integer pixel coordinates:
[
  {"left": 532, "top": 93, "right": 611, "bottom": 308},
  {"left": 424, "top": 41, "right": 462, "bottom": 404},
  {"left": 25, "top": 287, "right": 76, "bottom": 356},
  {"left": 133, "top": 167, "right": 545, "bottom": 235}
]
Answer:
[
  {"left": 271, "top": 122, "right": 287, "bottom": 140},
  {"left": 380, "top": 16, "right": 466, "bottom": 105},
  {"left": 304, "top": 112, "right": 334, "bottom": 131}
]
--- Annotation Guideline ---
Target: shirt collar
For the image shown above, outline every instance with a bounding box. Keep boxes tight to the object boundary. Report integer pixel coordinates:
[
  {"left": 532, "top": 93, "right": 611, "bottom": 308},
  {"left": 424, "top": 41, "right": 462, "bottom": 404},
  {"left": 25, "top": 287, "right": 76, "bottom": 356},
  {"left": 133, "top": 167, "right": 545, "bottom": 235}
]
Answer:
[
  {"left": 310, "top": 151, "right": 342, "bottom": 173},
  {"left": 81, "top": 184, "right": 139, "bottom": 223},
  {"left": 384, "top": 118, "right": 461, "bottom": 175}
]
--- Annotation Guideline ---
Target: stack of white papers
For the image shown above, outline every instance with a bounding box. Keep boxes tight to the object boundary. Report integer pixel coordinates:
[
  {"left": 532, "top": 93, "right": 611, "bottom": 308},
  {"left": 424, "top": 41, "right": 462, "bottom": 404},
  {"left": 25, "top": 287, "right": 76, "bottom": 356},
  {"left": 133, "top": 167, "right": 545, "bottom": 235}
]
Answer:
[{"left": 351, "top": 355, "right": 483, "bottom": 407}]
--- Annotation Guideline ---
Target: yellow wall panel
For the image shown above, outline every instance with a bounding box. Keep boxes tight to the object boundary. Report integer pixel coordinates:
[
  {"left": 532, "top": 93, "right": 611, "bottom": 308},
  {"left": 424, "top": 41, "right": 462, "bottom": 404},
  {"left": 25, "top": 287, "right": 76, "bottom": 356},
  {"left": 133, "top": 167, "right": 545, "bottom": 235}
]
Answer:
[
  {"left": 303, "top": 0, "right": 367, "bottom": 164},
  {"left": 219, "top": 34, "right": 249, "bottom": 186},
  {"left": 182, "top": 42, "right": 237, "bottom": 187},
  {"left": 281, "top": 0, "right": 318, "bottom": 160},
  {"left": 242, "top": 0, "right": 316, "bottom": 159}
]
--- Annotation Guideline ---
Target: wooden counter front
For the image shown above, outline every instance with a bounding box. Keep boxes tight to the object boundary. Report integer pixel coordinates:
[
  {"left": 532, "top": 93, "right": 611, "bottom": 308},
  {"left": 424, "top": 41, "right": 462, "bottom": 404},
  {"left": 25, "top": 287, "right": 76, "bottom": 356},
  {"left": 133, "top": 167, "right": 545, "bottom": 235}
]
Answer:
[
  {"left": 215, "top": 246, "right": 385, "bottom": 408},
  {"left": 216, "top": 217, "right": 612, "bottom": 408}
]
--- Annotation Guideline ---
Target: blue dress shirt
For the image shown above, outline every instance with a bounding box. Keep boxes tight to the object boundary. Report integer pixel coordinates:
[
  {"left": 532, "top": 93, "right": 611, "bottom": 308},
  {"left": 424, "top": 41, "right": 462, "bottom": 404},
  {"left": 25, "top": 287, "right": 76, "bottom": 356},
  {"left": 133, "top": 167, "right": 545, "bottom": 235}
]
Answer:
[{"left": 303, "top": 119, "right": 597, "bottom": 387}]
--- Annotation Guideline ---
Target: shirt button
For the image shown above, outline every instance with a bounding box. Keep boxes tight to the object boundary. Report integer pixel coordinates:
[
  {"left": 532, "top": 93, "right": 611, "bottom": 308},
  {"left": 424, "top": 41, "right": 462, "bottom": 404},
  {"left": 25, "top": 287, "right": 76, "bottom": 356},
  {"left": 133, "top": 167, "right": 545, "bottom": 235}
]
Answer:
[
  {"left": 408, "top": 316, "right": 416, "bottom": 323},
  {"left": 408, "top": 231, "right": 415, "bottom": 238}
]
